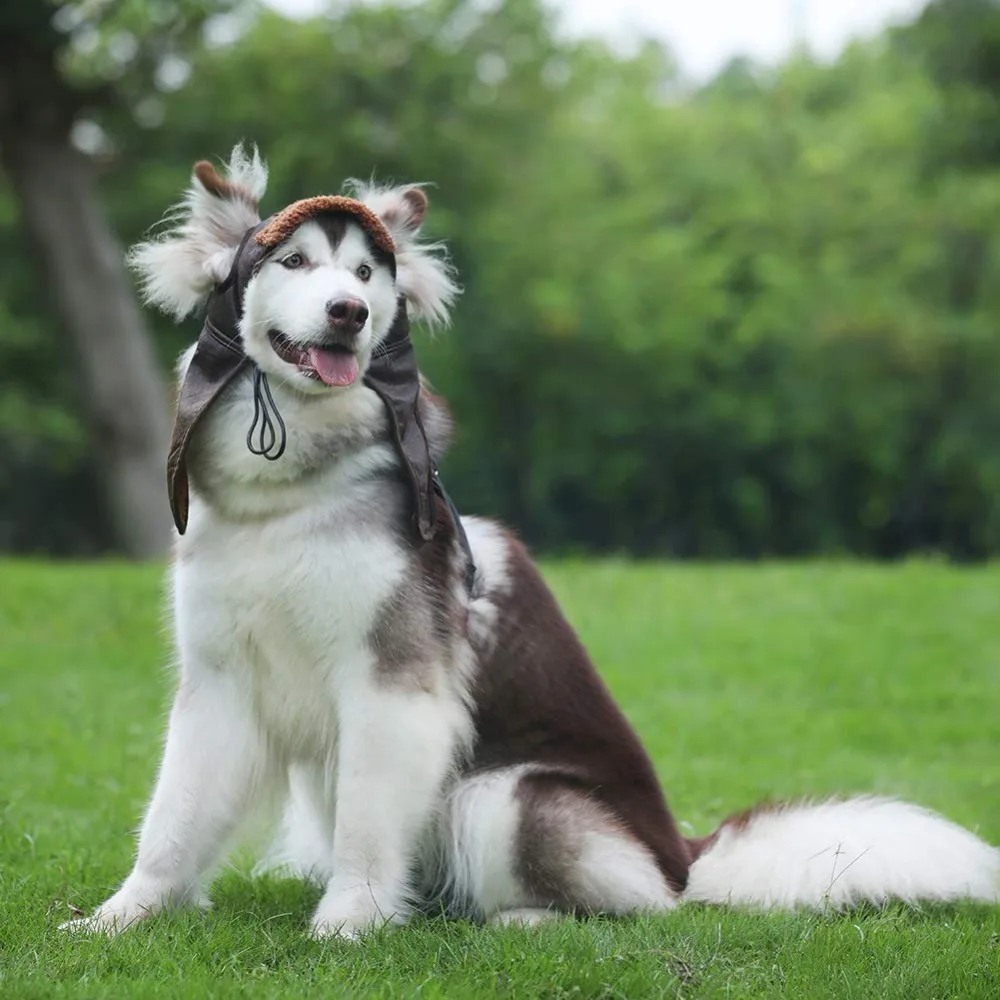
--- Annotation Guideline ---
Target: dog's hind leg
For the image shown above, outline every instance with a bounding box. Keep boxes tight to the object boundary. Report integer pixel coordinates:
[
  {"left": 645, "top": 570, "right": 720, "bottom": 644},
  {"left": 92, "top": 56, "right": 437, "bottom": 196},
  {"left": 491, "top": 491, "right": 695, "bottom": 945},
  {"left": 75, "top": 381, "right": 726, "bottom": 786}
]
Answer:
[
  {"left": 254, "top": 763, "right": 334, "bottom": 883},
  {"left": 60, "top": 669, "right": 274, "bottom": 936},
  {"left": 445, "top": 767, "right": 679, "bottom": 924}
]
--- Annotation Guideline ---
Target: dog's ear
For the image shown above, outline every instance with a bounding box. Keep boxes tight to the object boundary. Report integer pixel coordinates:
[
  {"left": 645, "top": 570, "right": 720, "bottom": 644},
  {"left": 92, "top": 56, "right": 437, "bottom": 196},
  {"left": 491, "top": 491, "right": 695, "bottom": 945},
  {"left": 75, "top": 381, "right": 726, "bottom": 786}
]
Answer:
[
  {"left": 376, "top": 187, "right": 429, "bottom": 237},
  {"left": 348, "top": 182, "right": 460, "bottom": 328},
  {"left": 127, "top": 143, "right": 268, "bottom": 321}
]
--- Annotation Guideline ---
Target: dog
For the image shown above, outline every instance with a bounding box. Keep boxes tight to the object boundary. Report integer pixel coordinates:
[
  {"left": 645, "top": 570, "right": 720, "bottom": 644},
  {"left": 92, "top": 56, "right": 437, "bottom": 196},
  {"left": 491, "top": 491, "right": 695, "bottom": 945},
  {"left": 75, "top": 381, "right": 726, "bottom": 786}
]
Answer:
[{"left": 61, "top": 145, "right": 999, "bottom": 940}]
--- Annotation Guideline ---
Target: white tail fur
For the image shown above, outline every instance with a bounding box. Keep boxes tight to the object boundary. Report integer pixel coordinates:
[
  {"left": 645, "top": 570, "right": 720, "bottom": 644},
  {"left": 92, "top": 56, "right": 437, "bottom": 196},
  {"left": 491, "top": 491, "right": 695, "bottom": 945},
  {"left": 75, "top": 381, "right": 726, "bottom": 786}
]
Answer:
[{"left": 684, "top": 797, "right": 1000, "bottom": 910}]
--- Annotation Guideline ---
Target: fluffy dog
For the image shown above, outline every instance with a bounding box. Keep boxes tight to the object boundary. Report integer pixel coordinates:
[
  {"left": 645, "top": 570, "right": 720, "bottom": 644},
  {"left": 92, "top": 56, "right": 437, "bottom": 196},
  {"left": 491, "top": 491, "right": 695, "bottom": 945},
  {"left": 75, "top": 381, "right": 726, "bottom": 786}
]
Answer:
[{"left": 62, "top": 146, "right": 999, "bottom": 940}]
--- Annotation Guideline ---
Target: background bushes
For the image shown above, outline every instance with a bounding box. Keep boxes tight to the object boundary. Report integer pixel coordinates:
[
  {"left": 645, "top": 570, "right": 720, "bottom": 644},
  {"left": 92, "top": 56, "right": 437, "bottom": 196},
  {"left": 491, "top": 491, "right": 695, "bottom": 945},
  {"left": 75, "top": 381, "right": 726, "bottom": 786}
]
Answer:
[{"left": 3, "top": 0, "right": 1000, "bottom": 559}]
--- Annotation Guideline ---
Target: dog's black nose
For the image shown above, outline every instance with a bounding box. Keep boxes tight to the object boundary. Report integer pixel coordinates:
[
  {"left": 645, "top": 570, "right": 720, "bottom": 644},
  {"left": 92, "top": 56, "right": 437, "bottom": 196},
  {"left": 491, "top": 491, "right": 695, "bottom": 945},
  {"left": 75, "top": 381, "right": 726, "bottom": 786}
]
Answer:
[{"left": 326, "top": 297, "right": 369, "bottom": 335}]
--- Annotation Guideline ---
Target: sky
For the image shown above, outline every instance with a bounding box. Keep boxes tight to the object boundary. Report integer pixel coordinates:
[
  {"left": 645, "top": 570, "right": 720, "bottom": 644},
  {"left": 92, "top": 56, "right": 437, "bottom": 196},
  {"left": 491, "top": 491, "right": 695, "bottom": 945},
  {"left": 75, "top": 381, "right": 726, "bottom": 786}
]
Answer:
[{"left": 267, "top": 0, "right": 929, "bottom": 80}]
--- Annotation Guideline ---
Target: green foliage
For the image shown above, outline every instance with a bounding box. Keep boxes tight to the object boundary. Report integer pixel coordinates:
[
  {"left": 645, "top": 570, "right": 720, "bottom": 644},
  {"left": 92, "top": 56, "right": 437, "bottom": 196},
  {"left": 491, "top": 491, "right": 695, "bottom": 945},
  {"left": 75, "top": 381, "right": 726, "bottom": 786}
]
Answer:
[
  {"left": 1, "top": 558, "right": 998, "bottom": 995},
  {"left": 896, "top": 0, "right": 1000, "bottom": 170},
  {"left": 4, "top": 0, "right": 1000, "bottom": 557}
]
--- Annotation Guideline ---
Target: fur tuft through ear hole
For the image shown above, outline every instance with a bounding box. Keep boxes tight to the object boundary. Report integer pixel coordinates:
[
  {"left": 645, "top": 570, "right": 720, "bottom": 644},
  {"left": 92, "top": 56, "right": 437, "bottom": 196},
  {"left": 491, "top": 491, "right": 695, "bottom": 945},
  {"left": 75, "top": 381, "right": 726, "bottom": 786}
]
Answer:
[
  {"left": 127, "top": 143, "right": 268, "bottom": 321},
  {"left": 192, "top": 159, "right": 262, "bottom": 209}
]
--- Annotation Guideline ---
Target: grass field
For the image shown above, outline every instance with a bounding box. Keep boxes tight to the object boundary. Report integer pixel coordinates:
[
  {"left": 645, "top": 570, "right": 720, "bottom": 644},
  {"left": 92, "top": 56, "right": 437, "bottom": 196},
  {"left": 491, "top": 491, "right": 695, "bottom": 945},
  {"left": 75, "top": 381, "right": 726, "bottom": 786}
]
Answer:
[{"left": 0, "top": 558, "right": 998, "bottom": 998}]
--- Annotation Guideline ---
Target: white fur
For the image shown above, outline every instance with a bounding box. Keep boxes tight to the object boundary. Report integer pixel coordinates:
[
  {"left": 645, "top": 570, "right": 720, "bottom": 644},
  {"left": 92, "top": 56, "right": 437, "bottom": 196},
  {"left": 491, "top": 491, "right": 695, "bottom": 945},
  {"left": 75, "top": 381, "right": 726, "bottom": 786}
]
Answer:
[
  {"left": 574, "top": 829, "right": 676, "bottom": 913},
  {"left": 684, "top": 797, "right": 1000, "bottom": 910},
  {"left": 309, "top": 682, "right": 470, "bottom": 939},
  {"left": 461, "top": 516, "right": 512, "bottom": 595},
  {"left": 128, "top": 145, "right": 267, "bottom": 319},
  {"left": 461, "top": 516, "right": 512, "bottom": 652},
  {"left": 445, "top": 767, "right": 532, "bottom": 916},
  {"left": 252, "top": 763, "right": 334, "bottom": 883}
]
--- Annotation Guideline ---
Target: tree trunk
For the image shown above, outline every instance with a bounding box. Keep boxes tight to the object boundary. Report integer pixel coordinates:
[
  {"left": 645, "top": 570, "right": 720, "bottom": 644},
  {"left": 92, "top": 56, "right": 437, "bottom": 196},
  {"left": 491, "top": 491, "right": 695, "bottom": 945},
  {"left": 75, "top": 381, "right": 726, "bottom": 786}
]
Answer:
[{"left": 3, "top": 135, "right": 173, "bottom": 558}]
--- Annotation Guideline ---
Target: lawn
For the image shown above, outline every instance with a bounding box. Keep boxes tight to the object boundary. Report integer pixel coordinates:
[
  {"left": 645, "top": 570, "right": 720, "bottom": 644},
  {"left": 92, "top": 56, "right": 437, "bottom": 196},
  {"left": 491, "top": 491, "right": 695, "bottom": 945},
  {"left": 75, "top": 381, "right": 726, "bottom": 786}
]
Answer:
[{"left": 0, "top": 558, "right": 997, "bottom": 998}]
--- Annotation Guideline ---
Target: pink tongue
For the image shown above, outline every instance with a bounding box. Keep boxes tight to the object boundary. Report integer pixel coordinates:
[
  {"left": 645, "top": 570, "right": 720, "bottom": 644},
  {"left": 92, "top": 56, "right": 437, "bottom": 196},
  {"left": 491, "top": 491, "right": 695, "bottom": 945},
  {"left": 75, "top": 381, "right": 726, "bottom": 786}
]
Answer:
[{"left": 308, "top": 347, "right": 359, "bottom": 387}]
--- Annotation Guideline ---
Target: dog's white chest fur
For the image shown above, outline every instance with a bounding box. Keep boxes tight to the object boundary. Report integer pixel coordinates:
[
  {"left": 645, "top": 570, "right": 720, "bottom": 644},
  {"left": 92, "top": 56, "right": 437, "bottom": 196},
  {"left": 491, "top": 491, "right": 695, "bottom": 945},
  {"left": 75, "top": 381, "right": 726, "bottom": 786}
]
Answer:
[{"left": 174, "top": 472, "right": 407, "bottom": 758}]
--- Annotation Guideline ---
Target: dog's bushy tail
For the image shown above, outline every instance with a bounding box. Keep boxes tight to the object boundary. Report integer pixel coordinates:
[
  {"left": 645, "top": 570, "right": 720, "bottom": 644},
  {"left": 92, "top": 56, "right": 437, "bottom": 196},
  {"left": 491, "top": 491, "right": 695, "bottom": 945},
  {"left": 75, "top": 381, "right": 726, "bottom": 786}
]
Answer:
[{"left": 683, "top": 797, "right": 999, "bottom": 910}]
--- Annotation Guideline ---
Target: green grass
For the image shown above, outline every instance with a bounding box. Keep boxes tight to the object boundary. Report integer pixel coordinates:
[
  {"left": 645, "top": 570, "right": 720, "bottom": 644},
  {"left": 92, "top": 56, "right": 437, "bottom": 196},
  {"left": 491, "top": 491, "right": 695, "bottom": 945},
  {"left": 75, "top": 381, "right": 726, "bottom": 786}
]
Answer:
[{"left": 1, "top": 559, "right": 998, "bottom": 998}]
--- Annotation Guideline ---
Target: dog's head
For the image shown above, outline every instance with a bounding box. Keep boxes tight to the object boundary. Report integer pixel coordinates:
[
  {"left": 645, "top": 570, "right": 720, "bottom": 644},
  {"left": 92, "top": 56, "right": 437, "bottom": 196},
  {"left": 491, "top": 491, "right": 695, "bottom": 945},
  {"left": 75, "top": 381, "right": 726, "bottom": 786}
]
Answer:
[{"left": 128, "top": 144, "right": 458, "bottom": 392}]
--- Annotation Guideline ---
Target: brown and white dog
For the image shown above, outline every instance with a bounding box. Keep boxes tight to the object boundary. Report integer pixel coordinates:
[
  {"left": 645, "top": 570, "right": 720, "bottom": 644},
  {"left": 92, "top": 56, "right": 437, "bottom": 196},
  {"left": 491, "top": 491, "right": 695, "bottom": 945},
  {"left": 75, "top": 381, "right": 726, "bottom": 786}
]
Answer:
[{"left": 62, "top": 146, "right": 999, "bottom": 940}]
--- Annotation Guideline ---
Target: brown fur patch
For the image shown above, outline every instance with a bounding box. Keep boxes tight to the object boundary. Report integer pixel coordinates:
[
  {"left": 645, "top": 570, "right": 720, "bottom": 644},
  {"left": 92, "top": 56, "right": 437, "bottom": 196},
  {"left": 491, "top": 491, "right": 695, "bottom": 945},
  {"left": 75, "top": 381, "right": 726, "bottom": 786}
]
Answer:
[
  {"left": 514, "top": 773, "right": 619, "bottom": 910},
  {"left": 369, "top": 584, "right": 435, "bottom": 684},
  {"left": 417, "top": 492, "right": 463, "bottom": 648},
  {"left": 369, "top": 469, "right": 463, "bottom": 690},
  {"left": 368, "top": 563, "right": 441, "bottom": 694},
  {"left": 255, "top": 196, "right": 396, "bottom": 254},
  {"left": 466, "top": 535, "right": 693, "bottom": 892},
  {"left": 722, "top": 801, "right": 782, "bottom": 832},
  {"left": 685, "top": 834, "right": 717, "bottom": 861},
  {"left": 687, "top": 800, "right": 787, "bottom": 861}
]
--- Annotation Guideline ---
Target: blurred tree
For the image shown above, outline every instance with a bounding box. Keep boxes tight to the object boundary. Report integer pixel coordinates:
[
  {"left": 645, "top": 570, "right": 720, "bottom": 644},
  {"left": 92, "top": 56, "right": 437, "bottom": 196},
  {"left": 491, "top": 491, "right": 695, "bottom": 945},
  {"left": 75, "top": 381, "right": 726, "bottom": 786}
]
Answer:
[
  {"left": 0, "top": 1, "right": 235, "bottom": 558},
  {"left": 895, "top": 0, "right": 1000, "bottom": 170}
]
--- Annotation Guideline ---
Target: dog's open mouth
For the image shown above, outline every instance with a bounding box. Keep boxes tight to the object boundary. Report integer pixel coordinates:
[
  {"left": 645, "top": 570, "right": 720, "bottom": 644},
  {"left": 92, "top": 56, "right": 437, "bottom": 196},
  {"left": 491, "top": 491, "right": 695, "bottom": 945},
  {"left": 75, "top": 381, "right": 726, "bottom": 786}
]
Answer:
[{"left": 268, "top": 331, "right": 359, "bottom": 387}]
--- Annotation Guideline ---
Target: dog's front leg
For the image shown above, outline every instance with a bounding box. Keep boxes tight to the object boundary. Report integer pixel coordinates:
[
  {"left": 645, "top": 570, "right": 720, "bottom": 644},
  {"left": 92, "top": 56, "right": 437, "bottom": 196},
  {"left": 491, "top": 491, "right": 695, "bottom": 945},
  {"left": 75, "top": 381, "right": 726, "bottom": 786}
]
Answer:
[
  {"left": 61, "top": 668, "right": 270, "bottom": 936},
  {"left": 310, "top": 680, "right": 459, "bottom": 940}
]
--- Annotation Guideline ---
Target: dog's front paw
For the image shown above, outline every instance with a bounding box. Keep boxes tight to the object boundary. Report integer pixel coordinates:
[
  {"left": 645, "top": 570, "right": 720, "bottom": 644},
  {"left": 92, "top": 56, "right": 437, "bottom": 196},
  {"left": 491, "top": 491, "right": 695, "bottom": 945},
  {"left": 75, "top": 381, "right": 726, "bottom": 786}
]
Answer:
[
  {"left": 58, "top": 898, "right": 154, "bottom": 937},
  {"left": 57, "top": 880, "right": 208, "bottom": 937},
  {"left": 309, "top": 886, "right": 406, "bottom": 941}
]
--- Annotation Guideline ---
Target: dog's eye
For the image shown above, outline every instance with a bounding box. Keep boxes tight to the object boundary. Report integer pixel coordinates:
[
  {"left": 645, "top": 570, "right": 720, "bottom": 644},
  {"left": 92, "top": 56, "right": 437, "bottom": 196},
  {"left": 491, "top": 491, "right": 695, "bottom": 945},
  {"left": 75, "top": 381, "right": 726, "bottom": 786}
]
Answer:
[
  {"left": 280, "top": 252, "right": 305, "bottom": 269},
  {"left": 356, "top": 263, "right": 372, "bottom": 282}
]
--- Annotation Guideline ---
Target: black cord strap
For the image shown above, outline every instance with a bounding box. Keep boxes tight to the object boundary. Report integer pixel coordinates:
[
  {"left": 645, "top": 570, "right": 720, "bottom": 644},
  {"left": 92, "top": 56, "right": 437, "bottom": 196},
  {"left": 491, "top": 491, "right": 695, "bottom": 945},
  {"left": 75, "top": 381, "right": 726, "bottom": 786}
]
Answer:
[{"left": 246, "top": 367, "right": 287, "bottom": 461}]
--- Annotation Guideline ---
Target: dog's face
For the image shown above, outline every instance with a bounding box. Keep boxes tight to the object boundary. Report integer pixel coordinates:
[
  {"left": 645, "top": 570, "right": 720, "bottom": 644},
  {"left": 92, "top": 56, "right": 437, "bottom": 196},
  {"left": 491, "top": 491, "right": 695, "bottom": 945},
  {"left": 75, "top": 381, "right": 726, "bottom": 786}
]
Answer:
[
  {"left": 128, "top": 144, "right": 458, "bottom": 391},
  {"left": 241, "top": 217, "right": 398, "bottom": 393}
]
